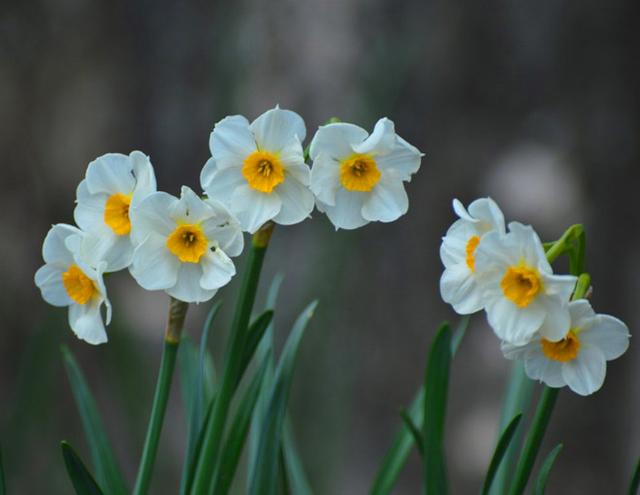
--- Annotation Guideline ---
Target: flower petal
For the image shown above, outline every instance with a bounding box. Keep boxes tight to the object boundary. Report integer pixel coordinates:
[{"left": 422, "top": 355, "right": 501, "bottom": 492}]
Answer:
[
  {"left": 485, "top": 297, "right": 546, "bottom": 345},
  {"left": 537, "top": 298, "right": 571, "bottom": 342},
  {"left": 85, "top": 153, "right": 135, "bottom": 195},
  {"left": 78, "top": 232, "right": 133, "bottom": 272},
  {"left": 200, "top": 249, "right": 236, "bottom": 290},
  {"left": 130, "top": 233, "right": 180, "bottom": 290},
  {"left": 273, "top": 177, "right": 315, "bottom": 226},
  {"left": 209, "top": 115, "right": 256, "bottom": 170},
  {"left": 375, "top": 135, "right": 422, "bottom": 181},
  {"left": 439, "top": 264, "right": 484, "bottom": 314},
  {"left": 167, "top": 262, "right": 216, "bottom": 303},
  {"left": 524, "top": 346, "right": 566, "bottom": 387},
  {"left": 352, "top": 118, "right": 396, "bottom": 155},
  {"left": 580, "top": 314, "right": 630, "bottom": 360},
  {"left": 68, "top": 300, "right": 108, "bottom": 345},
  {"left": 42, "top": 224, "right": 79, "bottom": 266},
  {"left": 561, "top": 345, "right": 606, "bottom": 396},
  {"left": 361, "top": 172, "right": 409, "bottom": 223},
  {"left": 309, "top": 123, "right": 368, "bottom": 161},
  {"left": 130, "top": 151, "right": 157, "bottom": 205},
  {"left": 130, "top": 192, "right": 178, "bottom": 244},
  {"left": 170, "top": 186, "right": 214, "bottom": 224},
  {"left": 317, "top": 189, "right": 368, "bottom": 230},
  {"left": 251, "top": 107, "right": 306, "bottom": 151},
  {"left": 35, "top": 264, "right": 72, "bottom": 306},
  {"left": 230, "top": 185, "right": 282, "bottom": 234},
  {"left": 201, "top": 162, "right": 247, "bottom": 205},
  {"left": 74, "top": 180, "right": 109, "bottom": 232},
  {"left": 310, "top": 155, "right": 341, "bottom": 206},
  {"left": 201, "top": 199, "right": 244, "bottom": 257}
]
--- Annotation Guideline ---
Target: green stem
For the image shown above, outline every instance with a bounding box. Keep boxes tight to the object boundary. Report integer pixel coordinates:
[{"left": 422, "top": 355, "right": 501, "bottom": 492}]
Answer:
[
  {"left": 507, "top": 386, "right": 559, "bottom": 495},
  {"left": 133, "top": 298, "right": 189, "bottom": 495},
  {"left": 545, "top": 224, "right": 583, "bottom": 263},
  {"left": 190, "top": 222, "right": 274, "bottom": 494}
]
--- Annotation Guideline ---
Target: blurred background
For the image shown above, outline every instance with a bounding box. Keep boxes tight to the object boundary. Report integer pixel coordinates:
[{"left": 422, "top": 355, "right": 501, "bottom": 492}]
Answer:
[{"left": 1, "top": 0, "right": 639, "bottom": 493}]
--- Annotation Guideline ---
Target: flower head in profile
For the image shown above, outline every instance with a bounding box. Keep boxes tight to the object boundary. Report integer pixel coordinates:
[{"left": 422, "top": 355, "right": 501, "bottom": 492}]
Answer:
[
  {"left": 73, "top": 151, "right": 157, "bottom": 271},
  {"left": 34, "top": 224, "right": 111, "bottom": 345},
  {"left": 129, "top": 186, "right": 244, "bottom": 303},
  {"left": 502, "top": 299, "right": 630, "bottom": 395},
  {"left": 474, "top": 222, "right": 577, "bottom": 345},
  {"left": 200, "top": 106, "right": 314, "bottom": 234},
  {"left": 439, "top": 197, "right": 505, "bottom": 314},
  {"left": 308, "top": 118, "right": 423, "bottom": 230}
]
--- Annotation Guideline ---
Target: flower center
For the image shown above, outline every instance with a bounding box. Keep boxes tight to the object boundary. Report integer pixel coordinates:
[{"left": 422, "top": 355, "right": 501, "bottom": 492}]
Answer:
[
  {"left": 541, "top": 329, "right": 581, "bottom": 362},
  {"left": 339, "top": 154, "right": 381, "bottom": 192},
  {"left": 166, "top": 223, "right": 209, "bottom": 263},
  {"left": 465, "top": 235, "right": 480, "bottom": 272},
  {"left": 62, "top": 264, "right": 97, "bottom": 305},
  {"left": 242, "top": 151, "right": 285, "bottom": 193},
  {"left": 104, "top": 193, "right": 132, "bottom": 235},
  {"left": 500, "top": 264, "right": 542, "bottom": 308}
]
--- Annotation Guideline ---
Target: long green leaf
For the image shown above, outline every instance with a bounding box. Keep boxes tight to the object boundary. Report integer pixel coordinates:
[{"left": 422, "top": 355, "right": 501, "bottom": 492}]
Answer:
[
  {"left": 533, "top": 444, "right": 563, "bottom": 495},
  {"left": 61, "top": 441, "right": 104, "bottom": 495},
  {"left": 282, "top": 419, "right": 314, "bottom": 495},
  {"left": 237, "top": 310, "right": 274, "bottom": 387},
  {"left": 0, "top": 443, "right": 6, "bottom": 495},
  {"left": 61, "top": 346, "right": 127, "bottom": 495},
  {"left": 422, "top": 322, "right": 452, "bottom": 495},
  {"left": 628, "top": 456, "right": 640, "bottom": 495},
  {"left": 212, "top": 354, "right": 272, "bottom": 494},
  {"left": 249, "top": 301, "right": 318, "bottom": 495},
  {"left": 183, "top": 398, "right": 215, "bottom": 495},
  {"left": 450, "top": 315, "right": 471, "bottom": 356},
  {"left": 481, "top": 414, "right": 523, "bottom": 495},
  {"left": 399, "top": 409, "right": 424, "bottom": 457}
]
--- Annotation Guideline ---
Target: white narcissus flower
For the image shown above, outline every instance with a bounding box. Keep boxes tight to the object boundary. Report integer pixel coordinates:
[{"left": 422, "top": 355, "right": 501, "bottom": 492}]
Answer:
[
  {"left": 34, "top": 224, "right": 111, "bottom": 345},
  {"left": 73, "top": 151, "right": 157, "bottom": 271},
  {"left": 308, "top": 118, "right": 422, "bottom": 230},
  {"left": 129, "top": 186, "right": 244, "bottom": 303},
  {"left": 200, "top": 106, "right": 314, "bottom": 234},
  {"left": 502, "top": 299, "right": 630, "bottom": 396},
  {"left": 439, "top": 197, "right": 506, "bottom": 314},
  {"left": 474, "top": 222, "right": 578, "bottom": 346}
]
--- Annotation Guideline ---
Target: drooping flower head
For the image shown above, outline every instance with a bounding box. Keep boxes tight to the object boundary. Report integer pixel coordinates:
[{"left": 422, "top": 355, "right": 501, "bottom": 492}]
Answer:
[
  {"left": 73, "top": 151, "right": 157, "bottom": 271},
  {"left": 440, "top": 198, "right": 506, "bottom": 314},
  {"left": 308, "top": 118, "right": 423, "bottom": 230},
  {"left": 474, "top": 222, "right": 577, "bottom": 345},
  {"left": 34, "top": 224, "right": 111, "bottom": 345},
  {"left": 502, "top": 299, "right": 630, "bottom": 395},
  {"left": 200, "top": 106, "right": 314, "bottom": 234},
  {"left": 129, "top": 186, "right": 244, "bottom": 303}
]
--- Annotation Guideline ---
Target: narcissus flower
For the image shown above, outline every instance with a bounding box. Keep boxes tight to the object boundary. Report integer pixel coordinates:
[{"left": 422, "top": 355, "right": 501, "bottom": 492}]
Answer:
[
  {"left": 73, "top": 151, "right": 157, "bottom": 271},
  {"left": 309, "top": 118, "right": 422, "bottom": 230},
  {"left": 200, "top": 106, "right": 314, "bottom": 234},
  {"left": 129, "top": 186, "right": 243, "bottom": 303},
  {"left": 440, "top": 198, "right": 505, "bottom": 314},
  {"left": 34, "top": 224, "right": 111, "bottom": 345},
  {"left": 474, "top": 222, "right": 577, "bottom": 345},
  {"left": 502, "top": 299, "right": 630, "bottom": 395}
]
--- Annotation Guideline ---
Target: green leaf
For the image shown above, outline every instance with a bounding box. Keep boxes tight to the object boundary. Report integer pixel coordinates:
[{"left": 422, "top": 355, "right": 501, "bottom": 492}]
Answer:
[
  {"left": 281, "top": 419, "right": 314, "bottom": 495},
  {"left": 533, "top": 444, "right": 563, "bottom": 495},
  {"left": 422, "top": 322, "right": 452, "bottom": 495},
  {"left": 249, "top": 301, "right": 318, "bottom": 495},
  {"left": 212, "top": 354, "right": 272, "bottom": 495},
  {"left": 399, "top": 409, "right": 424, "bottom": 457},
  {"left": 61, "top": 441, "right": 104, "bottom": 495},
  {"left": 0, "top": 443, "right": 6, "bottom": 495},
  {"left": 481, "top": 414, "right": 523, "bottom": 495},
  {"left": 237, "top": 310, "right": 274, "bottom": 387},
  {"left": 61, "top": 346, "right": 127, "bottom": 495},
  {"left": 628, "top": 456, "right": 640, "bottom": 495},
  {"left": 450, "top": 315, "right": 471, "bottom": 356},
  {"left": 182, "top": 397, "right": 216, "bottom": 495}
]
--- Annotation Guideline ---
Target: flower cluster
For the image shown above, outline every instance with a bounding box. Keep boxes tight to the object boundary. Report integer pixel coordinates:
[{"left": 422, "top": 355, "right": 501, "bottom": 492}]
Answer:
[
  {"left": 440, "top": 198, "right": 630, "bottom": 395},
  {"left": 35, "top": 107, "right": 423, "bottom": 344}
]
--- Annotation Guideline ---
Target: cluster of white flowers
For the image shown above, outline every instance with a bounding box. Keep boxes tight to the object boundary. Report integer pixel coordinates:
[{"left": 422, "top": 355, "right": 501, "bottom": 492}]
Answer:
[
  {"left": 35, "top": 107, "right": 423, "bottom": 345},
  {"left": 440, "top": 198, "right": 630, "bottom": 395}
]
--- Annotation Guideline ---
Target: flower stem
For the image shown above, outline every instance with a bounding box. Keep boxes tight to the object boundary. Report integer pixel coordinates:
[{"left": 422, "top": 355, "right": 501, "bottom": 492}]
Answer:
[
  {"left": 507, "top": 386, "right": 559, "bottom": 495},
  {"left": 545, "top": 224, "right": 583, "bottom": 263},
  {"left": 133, "top": 298, "right": 189, "bottom": 495},
  {"left": 190, "top": 222, "right": 274, "bottom": 495}
]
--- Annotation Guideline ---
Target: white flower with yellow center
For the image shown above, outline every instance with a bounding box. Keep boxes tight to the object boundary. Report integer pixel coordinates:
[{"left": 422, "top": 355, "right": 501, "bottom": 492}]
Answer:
[
  {"left": 308, "top": 118, "right": 422, "bottom": 230},
  {"left": 129, "top": 186, "right": 243, "bottom": 303},
  {"left": 474, "top": 222, "right": 578, "bottom": 345},
  {"left": 73, "top": 151, "right": 157, "bottom": 271},
  {"left": 439, "top": 197, "right": 506, "bottom": 314},
  {"left": 502, "top": 299, "right": 630, "bottom": 395},
  {"left": 200, "top": 106, "right": 314, "bottom": 234},
  {"left": 34, "top": 224, "right": 111, "bottom": 345}
]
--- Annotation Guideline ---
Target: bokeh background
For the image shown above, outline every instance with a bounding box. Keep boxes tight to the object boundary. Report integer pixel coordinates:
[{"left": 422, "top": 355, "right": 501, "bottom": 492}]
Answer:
[{"left": 2, "top": 0, "right": 639, "bottom": 493}]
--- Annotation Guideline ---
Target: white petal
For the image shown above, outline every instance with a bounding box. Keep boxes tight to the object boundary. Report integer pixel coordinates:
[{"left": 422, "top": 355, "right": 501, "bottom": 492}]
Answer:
[
  {"left": 251, "top": 107, "right": 306, "bottom": 151},
  {"left": 209, "top": 115, "right": 256, "bottom": 170},
  {"left": 473, "top": 230, "right": 520, "bottom": 274},
  {"left": 68, "top": 300, "right": 108, "bottom": 345},
  {"left": 85, "top": 153, "right": 135, "bottom": 195},
  {"left": 200, "top": 249, "right": 236, "bottom": 290},
  {"left": 440, "top": 220, "right": 479, "bottom": 267},
  {"left": 541, "top": 273, "right": 577, "bottom": 302},
  {"left": 562, "top": 345, "right": 606, "bottom": 395},
  {"left": 375, "top": 135, "right": 422, "bottom": 181},
  {"left": 130, "top": 151, "right": 157, "bottom": 205},
  {"left": 273, "top": 177, "right": 315, "bottom": 226},
  {"left": 568, "top": 299, "right": 596, "bottom": 328},
  {"left": 439, "top": 264, "right": 484, "bottom": 314},
  {"left": 467, "top": 197, "right": 506, "bottom": 234},
  {"left": 130, "top": 192, "right": 177, "bottom": 244},
  {"left": 580, "top": 314, "right": 630, "bottom": 360},
  {"left": 361, "top": 172, "right": 408, "bottom": 223},
  {"left": 353, "top": 118, "right": 396, "bottom": 155},
  {"left": 309, "top": 123, "right": 368, "bottom": 161},
  {"left": 317, "top": 189, "right": 368, "bottom": 230},
  {"left": 230, "top": 185, "right": 282, "bottom": 234},
  {"left": 35, "top": 265, "right": 72, "bottom": 306},
  {"left": 278, "top": 140, "right": 309, "bottom": 184},
  {"left": 167, "top": 262, "right": 216, "bottom": 303},
  {"left": 524, "top": 347, "right": 566, "bottom": 387},
  {"left": 310, "top": 155, "right": 341, "bottom": 206},
  {"left": 507, "top": 222, "right": 549, "bottom": 270},
  {"left": 537, "top": 298, "right": 571, "bottom": 342},
  {"left": 78, "top": 232, "right": 133, "bottom": 272},
  {"left": 170, "top": 186, "right": 214, "bottom": 224},
  {"left": 130, "top": 233, "right": 180, "bottom": 290},
  {"left": 486, "top": 297, "right": 546, "bottom": 345},
  {"left": 201, "top": 162, "right": 246, "bottom": 205},
  {"left": 201, "top": 199, "right": 244, "bottom": 257},
  {"left": 74, "top": 180, "right": 109, "bottom": 232},
  {"left": 42, "top": 224, "right": 79, "bottom": 266},
  {"left": 501, "top": 340, "right": 536, "bottom": 360}
]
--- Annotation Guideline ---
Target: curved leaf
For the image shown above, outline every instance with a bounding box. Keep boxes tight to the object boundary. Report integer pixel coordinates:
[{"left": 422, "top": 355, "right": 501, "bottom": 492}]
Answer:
[
  {"left": 481, "top": 414, "right": 523, "bottom": 495},
  {"left": 61, "top": 441, "right": 104, "bottom": 495},
  {"left": 534, "top": 444, "right": 563, "bottom": 495},
  {"left": 628, "top": 456, "right": 640, "bottom": 495}
]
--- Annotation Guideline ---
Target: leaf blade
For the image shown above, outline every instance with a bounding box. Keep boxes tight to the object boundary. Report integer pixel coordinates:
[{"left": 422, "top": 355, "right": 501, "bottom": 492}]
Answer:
[
  {"left": 533, "top": 444, "right": 563, "bottom": 495},
  {"left": 481, "top": 413, "right": 523, "bottom": 495},
  {"left": 61, "top": 441, "right": 104, "bottom": 495},
  {"left": 628, "top": 456, "right": 640, "bottom": 495}
]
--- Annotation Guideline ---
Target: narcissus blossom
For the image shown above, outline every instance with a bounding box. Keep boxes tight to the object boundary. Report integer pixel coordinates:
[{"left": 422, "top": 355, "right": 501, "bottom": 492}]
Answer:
[
  {"left": 129, "top": 186, "right": 244, "bottom": 303},
  {"left": 440, "top": 197, "right": 505, "bottom": 314},
  {"left": 34, "top": 224, "right": 111, "bottom": 345},
  {"left": 73, "top": 151, "right": 157, "bottom": 271},
  {"left": 309, "top": 118, "right": 422, "bottom": 230},
  {"left": 502, "top": 299, "right": 629, "bottom": 395},
  {"left": 200, "top": 106, "right": 314, "bottom": 234},
  {"left": 474, "top": 222, "right": 577, "bottom": 346}
]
